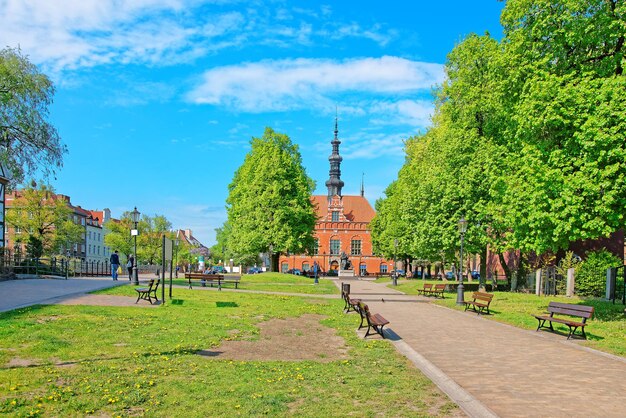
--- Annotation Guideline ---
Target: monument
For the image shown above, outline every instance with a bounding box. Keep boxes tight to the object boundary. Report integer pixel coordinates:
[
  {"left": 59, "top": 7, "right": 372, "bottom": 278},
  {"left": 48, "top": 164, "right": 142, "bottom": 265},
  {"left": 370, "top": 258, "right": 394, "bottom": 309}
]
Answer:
[{"left": 339, "top": 251, "right": 354, "bottom": 277}]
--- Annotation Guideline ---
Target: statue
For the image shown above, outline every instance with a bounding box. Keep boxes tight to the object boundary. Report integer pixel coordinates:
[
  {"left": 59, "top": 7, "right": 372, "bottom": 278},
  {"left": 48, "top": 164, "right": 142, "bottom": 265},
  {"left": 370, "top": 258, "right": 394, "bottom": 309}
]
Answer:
[{"left": 340, "top": 251, "right": 352, "bottom": 270}]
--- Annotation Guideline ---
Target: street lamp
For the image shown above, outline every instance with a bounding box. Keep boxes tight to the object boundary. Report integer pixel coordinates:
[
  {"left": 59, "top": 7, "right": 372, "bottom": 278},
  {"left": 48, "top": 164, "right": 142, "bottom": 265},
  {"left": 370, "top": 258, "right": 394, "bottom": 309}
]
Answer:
[
  {"left": 456, "top": 216, "right": 468, "bottom": 305},
  {"left": 130, "top": 206, "right": 140, "bottom": 285},
  {"left": 392, "top": 238, "right": 398, "bottom": 286}
]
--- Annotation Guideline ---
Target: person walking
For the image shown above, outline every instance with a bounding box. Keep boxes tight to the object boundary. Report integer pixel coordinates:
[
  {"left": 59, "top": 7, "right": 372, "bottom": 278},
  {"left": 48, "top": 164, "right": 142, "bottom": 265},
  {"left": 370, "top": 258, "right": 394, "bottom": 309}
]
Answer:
[
  {"left": 313, "top": 261, "right": 319, "bottom": 285},
  {"left": 127, "top": 254, "right": 134, "bottom": 281},
  {"left": 110, "top": 250, "right": 121, "bottom": 280}
]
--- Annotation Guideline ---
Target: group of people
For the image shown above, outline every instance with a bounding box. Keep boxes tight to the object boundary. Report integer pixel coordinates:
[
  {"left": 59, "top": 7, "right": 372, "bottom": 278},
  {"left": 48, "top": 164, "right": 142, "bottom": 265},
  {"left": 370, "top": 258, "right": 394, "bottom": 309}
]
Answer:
[{"left": 110, "top": 250, "right": 134, "bottom": 281}]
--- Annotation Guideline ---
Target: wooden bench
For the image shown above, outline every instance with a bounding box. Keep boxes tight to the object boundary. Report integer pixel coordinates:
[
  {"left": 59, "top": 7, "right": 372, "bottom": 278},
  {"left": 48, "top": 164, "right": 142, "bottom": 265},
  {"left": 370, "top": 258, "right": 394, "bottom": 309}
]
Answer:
[
  {"left": 135, "top": 279, "right": 160, "bottom": 304},
  {"left": 532, "top": 302, "right": 594, "bottom": 340},
  {"left": 357, "top": 302, "right": 390, "bottom": 338},
  {"left": 417, "top": 283, "right": 433, "bottom": 295},
  {"left": 423, "top": 283, "right": 446, "bottom": 298},
  {"left": 184, "top": 273, "right": 240, "bottom": 290},
  {"left": 464, "top": 291, "right": 494, "bottom": 315},
  {"left": 341, "top": 283, "right": 361, "bottom": 313}
]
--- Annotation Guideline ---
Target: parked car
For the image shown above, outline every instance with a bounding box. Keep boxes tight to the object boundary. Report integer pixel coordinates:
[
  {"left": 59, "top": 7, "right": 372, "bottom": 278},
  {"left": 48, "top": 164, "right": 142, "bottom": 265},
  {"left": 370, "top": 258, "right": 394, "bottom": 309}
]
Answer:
[
  {"left": 413, "top": 271, "right": 431, "bottom": 279},
  {"left": 471, "top": 271, "right": 481, "bottom": 280},
  {"left": 445, "top": 271, "right": 455, "bottom": 280},
  {"left": 247, "top": 267, "right": 263, "bottom": 274},
  {"left": 392, "top": 269, "right": 406, "bottom": 277}
]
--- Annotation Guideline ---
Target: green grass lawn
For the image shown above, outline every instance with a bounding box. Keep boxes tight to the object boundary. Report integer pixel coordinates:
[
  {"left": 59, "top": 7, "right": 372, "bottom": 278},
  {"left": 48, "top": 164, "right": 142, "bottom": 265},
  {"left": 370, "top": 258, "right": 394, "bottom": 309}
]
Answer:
[
  {"left": 394, "top": 281, "right": 626, "bottom": 357},
  {"left": 0, "top": 286, "right": 457, "bottom": 417},
  {"left": 168, "top": 272, "right": 338, "bottom": 295}
]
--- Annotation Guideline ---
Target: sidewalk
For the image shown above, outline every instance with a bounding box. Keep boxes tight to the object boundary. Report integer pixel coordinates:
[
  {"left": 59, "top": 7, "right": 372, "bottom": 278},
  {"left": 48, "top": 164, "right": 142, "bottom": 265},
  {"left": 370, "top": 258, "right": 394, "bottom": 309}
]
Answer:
[
  {"left": 0, "top": 277, "right": 127, "bottom": 313},
  {"left": 343, "top": 279, "right": 626, "bottom": 418}
]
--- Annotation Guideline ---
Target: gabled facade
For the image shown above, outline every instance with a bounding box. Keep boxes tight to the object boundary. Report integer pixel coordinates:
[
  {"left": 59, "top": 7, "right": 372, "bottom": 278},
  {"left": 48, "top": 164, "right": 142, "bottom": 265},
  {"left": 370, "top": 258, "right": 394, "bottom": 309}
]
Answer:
[{"left": 278, "top": 120, "right": 392, "bottom": 275}]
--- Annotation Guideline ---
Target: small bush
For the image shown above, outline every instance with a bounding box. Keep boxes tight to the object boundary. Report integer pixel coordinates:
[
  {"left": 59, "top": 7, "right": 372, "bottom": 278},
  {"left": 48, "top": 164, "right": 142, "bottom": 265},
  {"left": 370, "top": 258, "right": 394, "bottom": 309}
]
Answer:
[{"left": 576, "top": 250, "right": 621, "bottom": 297}]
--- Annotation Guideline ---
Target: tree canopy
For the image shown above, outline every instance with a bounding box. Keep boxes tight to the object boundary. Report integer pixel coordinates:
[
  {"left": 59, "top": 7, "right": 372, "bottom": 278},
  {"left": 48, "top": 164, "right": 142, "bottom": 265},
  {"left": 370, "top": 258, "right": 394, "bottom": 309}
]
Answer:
[
  {"left": 225, "top": 127, "right": 316, "bottom": 270},
  {"left": 6, "top": 184, "right": 83, "bottom": 257},
  {"left": 371, "top": 0, "right": 626, "bottom": 283},
  {"left": 0, "top": 47, "right": 66, "bottom": 184}
]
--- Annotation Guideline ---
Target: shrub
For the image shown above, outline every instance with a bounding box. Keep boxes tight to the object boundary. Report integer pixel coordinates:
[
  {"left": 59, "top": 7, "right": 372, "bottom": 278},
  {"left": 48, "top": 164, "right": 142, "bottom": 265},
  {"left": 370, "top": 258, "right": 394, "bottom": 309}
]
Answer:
[{"left": 576, "top": 250, "right": 621, "bottom": 297}]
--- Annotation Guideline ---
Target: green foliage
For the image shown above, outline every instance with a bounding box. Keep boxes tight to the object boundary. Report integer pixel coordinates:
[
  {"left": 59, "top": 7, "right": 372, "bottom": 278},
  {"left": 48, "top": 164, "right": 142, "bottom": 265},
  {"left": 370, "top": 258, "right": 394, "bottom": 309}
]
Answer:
[
  {"left": 25, "top": 235, "right": 43, "bottom": 258},
  {"left": 6, "top": 184, "right": 83, "bottom": 256},
  {"left": 104, "top": 212, "right": 174, "bottom": 264},
  {"left": 576, "top": 250, "right": 621, "bottom": 297},
  {"left": 0, "top": 47, "right": 66, "bottom": 184},
  {"left": 226, "top": 127, "right": 317, "bottom": 267}
]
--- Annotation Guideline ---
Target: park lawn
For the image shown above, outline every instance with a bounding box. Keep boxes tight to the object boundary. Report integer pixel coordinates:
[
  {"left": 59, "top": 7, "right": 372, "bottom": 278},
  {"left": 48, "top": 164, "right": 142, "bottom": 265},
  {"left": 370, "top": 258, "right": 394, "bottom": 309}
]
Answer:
[
  {"left": 168, "top": 272, "right": 338, "bottom": 295},
  {"left": 393, "top": 281, "right": 626, "bottom": 357},
  {"left": 0, "top": 287, "right": 457, "bottom": 417}
]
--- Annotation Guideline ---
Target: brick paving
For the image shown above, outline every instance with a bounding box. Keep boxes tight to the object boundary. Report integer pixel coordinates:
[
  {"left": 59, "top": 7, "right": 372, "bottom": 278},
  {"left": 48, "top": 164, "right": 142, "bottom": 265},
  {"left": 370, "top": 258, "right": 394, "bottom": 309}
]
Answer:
[{"left": 343, "top": 278, "right": 626, "bottom": 418}]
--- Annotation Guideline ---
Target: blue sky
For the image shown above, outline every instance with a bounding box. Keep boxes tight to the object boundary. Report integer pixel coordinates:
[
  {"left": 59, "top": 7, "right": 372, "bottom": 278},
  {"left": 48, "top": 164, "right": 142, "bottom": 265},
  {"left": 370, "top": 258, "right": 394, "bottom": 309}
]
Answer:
[{"left": 2, "top": 0, "right": 504, "bottom": 246}]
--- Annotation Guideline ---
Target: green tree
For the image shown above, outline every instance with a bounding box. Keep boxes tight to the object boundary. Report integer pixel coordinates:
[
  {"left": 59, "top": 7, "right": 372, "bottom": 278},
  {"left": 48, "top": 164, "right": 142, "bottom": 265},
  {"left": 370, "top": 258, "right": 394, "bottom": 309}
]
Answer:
[
  {"left": 0, "top": 47, "right": 66, "bottom": 184},
  {"left": 6, "top": 184, "right": 83, "bottom": 257},
  {"left": 226, "top": 127, "right": 316, "bottom": 270},
  {"left": 487, "top": 0, "right": 626, "bottom": 256}
]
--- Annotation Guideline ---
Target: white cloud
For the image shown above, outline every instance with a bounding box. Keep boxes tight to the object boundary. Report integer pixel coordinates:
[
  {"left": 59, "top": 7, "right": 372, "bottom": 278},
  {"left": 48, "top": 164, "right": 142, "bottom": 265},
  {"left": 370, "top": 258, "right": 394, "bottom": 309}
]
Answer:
[
  {"left": 1, "top": 1, "right": 397, "bottom": 74},
  {"left": 341, "top": 131, "right": 410, "bottom": 160},
  {"left": 369, "top": 99, "right": 434, "bottom": 127},
  {"left": 187, "top": 56, "right": 444, "bottom": 112}
]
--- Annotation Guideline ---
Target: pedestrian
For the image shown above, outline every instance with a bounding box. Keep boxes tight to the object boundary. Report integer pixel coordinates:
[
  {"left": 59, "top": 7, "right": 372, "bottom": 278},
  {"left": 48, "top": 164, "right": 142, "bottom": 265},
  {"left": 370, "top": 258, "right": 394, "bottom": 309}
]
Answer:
[
  {"left": 127, "top": 254, "right": 134, "bottom": 281},
  {"left": 313, "top": 261, "right": 319, "bottom": 285},
  {"left": 110, "top": 250, "right": 121, "bottom": 281}
]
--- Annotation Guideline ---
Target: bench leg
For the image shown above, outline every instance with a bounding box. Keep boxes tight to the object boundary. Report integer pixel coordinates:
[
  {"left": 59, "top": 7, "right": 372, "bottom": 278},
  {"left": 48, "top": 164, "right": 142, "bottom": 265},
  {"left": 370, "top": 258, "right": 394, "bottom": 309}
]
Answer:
[{"left": 536, "top": 318, "right": 546, "bottom": 331}]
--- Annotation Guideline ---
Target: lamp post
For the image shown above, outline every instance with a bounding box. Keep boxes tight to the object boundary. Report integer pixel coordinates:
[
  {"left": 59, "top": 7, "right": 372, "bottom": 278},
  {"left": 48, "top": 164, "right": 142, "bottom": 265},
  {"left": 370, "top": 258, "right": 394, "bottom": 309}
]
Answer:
[
  {"left": 130, "top": 207, "right": 140, "bottom": 285},
  {"left": 392, "top": 238, "right": 398, "bottom": 286},
  {"left": 456, "top": 216, "right": 468, "bottom": 305}
]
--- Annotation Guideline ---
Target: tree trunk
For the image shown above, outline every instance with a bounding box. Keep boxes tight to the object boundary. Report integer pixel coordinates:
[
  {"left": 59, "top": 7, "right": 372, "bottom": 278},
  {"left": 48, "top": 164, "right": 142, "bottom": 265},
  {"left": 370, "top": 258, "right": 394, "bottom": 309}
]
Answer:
[
  {"left": 479, "top": 246, "right": 487, "bottom": 288},
  {"left": 498, "top": 252, "right": 512, "bottom": 286}
]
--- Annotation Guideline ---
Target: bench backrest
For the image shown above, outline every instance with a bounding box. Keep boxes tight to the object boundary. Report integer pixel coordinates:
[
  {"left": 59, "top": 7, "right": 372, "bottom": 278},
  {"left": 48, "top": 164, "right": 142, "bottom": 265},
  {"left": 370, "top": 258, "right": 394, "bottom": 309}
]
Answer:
[
  {"left": 433, "top": 284, "right": 446, "bottom": 291},
  {"left": 153, "top": 279, "right": 160, "bottom": 292},
  {"left": 358, "top": 302, "right": 372, "bottom": 319},
  {"left": 185, "top": 273, "right": 224, "bottom": 279},
  {"left": 547, "top": 302, "right": 594, "bottom": 320},
  {"left": 422, "top": 283, "right": 433, "bottom": 291},
  {"left": 472, "top": 292, "right": 493, "bottom": 302}
]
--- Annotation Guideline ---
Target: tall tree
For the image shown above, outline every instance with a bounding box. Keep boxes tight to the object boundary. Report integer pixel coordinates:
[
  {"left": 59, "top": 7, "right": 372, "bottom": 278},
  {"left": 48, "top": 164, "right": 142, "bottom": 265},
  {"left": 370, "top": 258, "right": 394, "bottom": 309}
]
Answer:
[
  {"left": 226, "top": 127, "right": 316, "bottom": 270},
  {"left": 6, "top": 184, "right": 83, "bottom": 257},
  {"left": 0, "top": 47, "right": 66, "bottom": 184},
  {"left": 496, "top": 0, "right": 626, "bottom": 254}
]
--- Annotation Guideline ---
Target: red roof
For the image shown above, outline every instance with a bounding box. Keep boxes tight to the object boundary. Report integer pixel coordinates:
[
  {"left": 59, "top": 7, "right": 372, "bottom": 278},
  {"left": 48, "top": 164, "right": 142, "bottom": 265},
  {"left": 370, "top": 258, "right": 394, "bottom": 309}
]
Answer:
[{"left": 311, "top": 195, "right": 376, "bottom": 223}]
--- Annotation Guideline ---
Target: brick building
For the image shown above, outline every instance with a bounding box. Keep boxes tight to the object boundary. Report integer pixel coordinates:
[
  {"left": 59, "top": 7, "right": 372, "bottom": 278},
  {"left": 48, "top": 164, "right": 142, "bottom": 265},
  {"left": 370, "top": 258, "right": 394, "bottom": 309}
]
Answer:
[{"left": 278, "top": 121, "right": 391, "bottom": 275}]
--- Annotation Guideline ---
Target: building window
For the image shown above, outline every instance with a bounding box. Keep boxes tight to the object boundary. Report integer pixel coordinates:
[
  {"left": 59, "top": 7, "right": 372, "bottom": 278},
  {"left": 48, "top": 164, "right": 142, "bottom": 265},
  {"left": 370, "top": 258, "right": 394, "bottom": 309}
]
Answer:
[
  {"left": 281, "top": 262, "right": 289, "bottom": 273},
  {"left": 331, "top": 211, "right": 339, "bottom": 222},
  {"left": 81, "top": 218, "right": 85, "bottom": 226},
  {"left": 350, "top": 239, "right": 361, "bottom": 256},
  {"left": 313, "top": 239, "right": 319, "bottom": 255},
  {"left": 97, "top": 246, "right": 100, "bottom": 255},
  {"left": 88, "top": 244, "right": 91, "bottom": 254},
  {"left": 380, "top": 264, "right": 388, "bottom": 273},
  {"left": 330, "top": 239, "right": 340, "bottom": 255},
  {"left": 360, "top": 263, "right": 367, "bottom": 276},
  {"left": 14, "top": 226, "right": 21, "bottom": 234},
  {"left": 302, "top": 262, "right": 310, "bottom": 272},
  {"left": 88, "top": 231, "right": 91, "bottom": 239}
]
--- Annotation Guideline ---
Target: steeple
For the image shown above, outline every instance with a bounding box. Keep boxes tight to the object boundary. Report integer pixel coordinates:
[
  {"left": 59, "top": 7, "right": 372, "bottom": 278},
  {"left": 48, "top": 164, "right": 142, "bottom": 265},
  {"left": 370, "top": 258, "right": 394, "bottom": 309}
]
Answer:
[
  {"left": 361, "top": 172, "right": 364, "bottom": 197},
  {"left": 325, "top": 114, "right": 344, "bottom": 197}
]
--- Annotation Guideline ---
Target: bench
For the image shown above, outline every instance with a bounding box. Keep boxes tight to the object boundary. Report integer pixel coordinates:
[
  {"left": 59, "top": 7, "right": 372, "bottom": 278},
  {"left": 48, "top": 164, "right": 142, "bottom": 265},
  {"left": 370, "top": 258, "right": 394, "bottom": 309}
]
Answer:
[
  {"left": 341, "top": 283, "right": 361, "bottom": 313},
  {"left": 464, "top": 291, "right": 494, "bottom": 315},
  {"left": 357, "top": 302, "right": 390, "bottom": 339},
  {"left": 423, "top": 283, "right": 445, "bottom": 298},
  {"left": 135, "top": 279, "right": 160, "bottom": 304},
  {"left": 532, "top": 302, "right": 594, "bottom": 340},
  {"left": 417, "top": 283, "right": 433, "bottom": 295},
  {"left": 184, "top": 273, "right": 240, "bottom": 290}
]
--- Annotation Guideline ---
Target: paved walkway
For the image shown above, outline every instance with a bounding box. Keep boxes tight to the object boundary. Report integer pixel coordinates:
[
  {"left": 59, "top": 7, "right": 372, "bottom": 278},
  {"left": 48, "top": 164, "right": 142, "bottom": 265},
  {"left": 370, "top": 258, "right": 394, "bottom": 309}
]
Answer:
[
  {"left": 343, "top": 278, "right": 626, "bottom": 418},
  {"left": 2, "top": 277, "right": 625, "bottom": 417},
  {"left": 0, "top": 277, "right": 128, "bottom": 313}
]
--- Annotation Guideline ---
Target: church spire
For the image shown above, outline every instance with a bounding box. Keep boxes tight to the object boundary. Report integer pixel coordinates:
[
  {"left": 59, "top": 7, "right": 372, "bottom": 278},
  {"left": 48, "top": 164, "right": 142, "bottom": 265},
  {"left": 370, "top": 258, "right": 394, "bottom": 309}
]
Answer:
[
  {"left": 361, "top": 172, "right": 365, "bottom": 197},
  {"left": 325, "top": 114, "right": 344, "bottom": 197}
]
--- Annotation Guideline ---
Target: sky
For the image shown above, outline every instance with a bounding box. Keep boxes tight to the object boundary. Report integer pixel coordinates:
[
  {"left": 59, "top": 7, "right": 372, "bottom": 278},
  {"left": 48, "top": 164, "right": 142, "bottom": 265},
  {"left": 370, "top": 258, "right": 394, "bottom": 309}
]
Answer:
[{"left": 2, "top": 0, "right": 505, "bottom": 246}]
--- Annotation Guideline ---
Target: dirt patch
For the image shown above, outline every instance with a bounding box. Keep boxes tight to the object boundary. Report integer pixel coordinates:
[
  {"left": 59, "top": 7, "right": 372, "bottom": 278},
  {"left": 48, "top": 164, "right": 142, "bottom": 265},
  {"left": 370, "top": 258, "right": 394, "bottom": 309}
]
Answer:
[
  {"left": 36, "top": 315, "right": 63, "bottom": 324},
  {"left": 6, "top": 357, "right": 38, "bottom": 368},
  {"left": 198, "top": 314, "right": 348, "bottom": 362}
]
